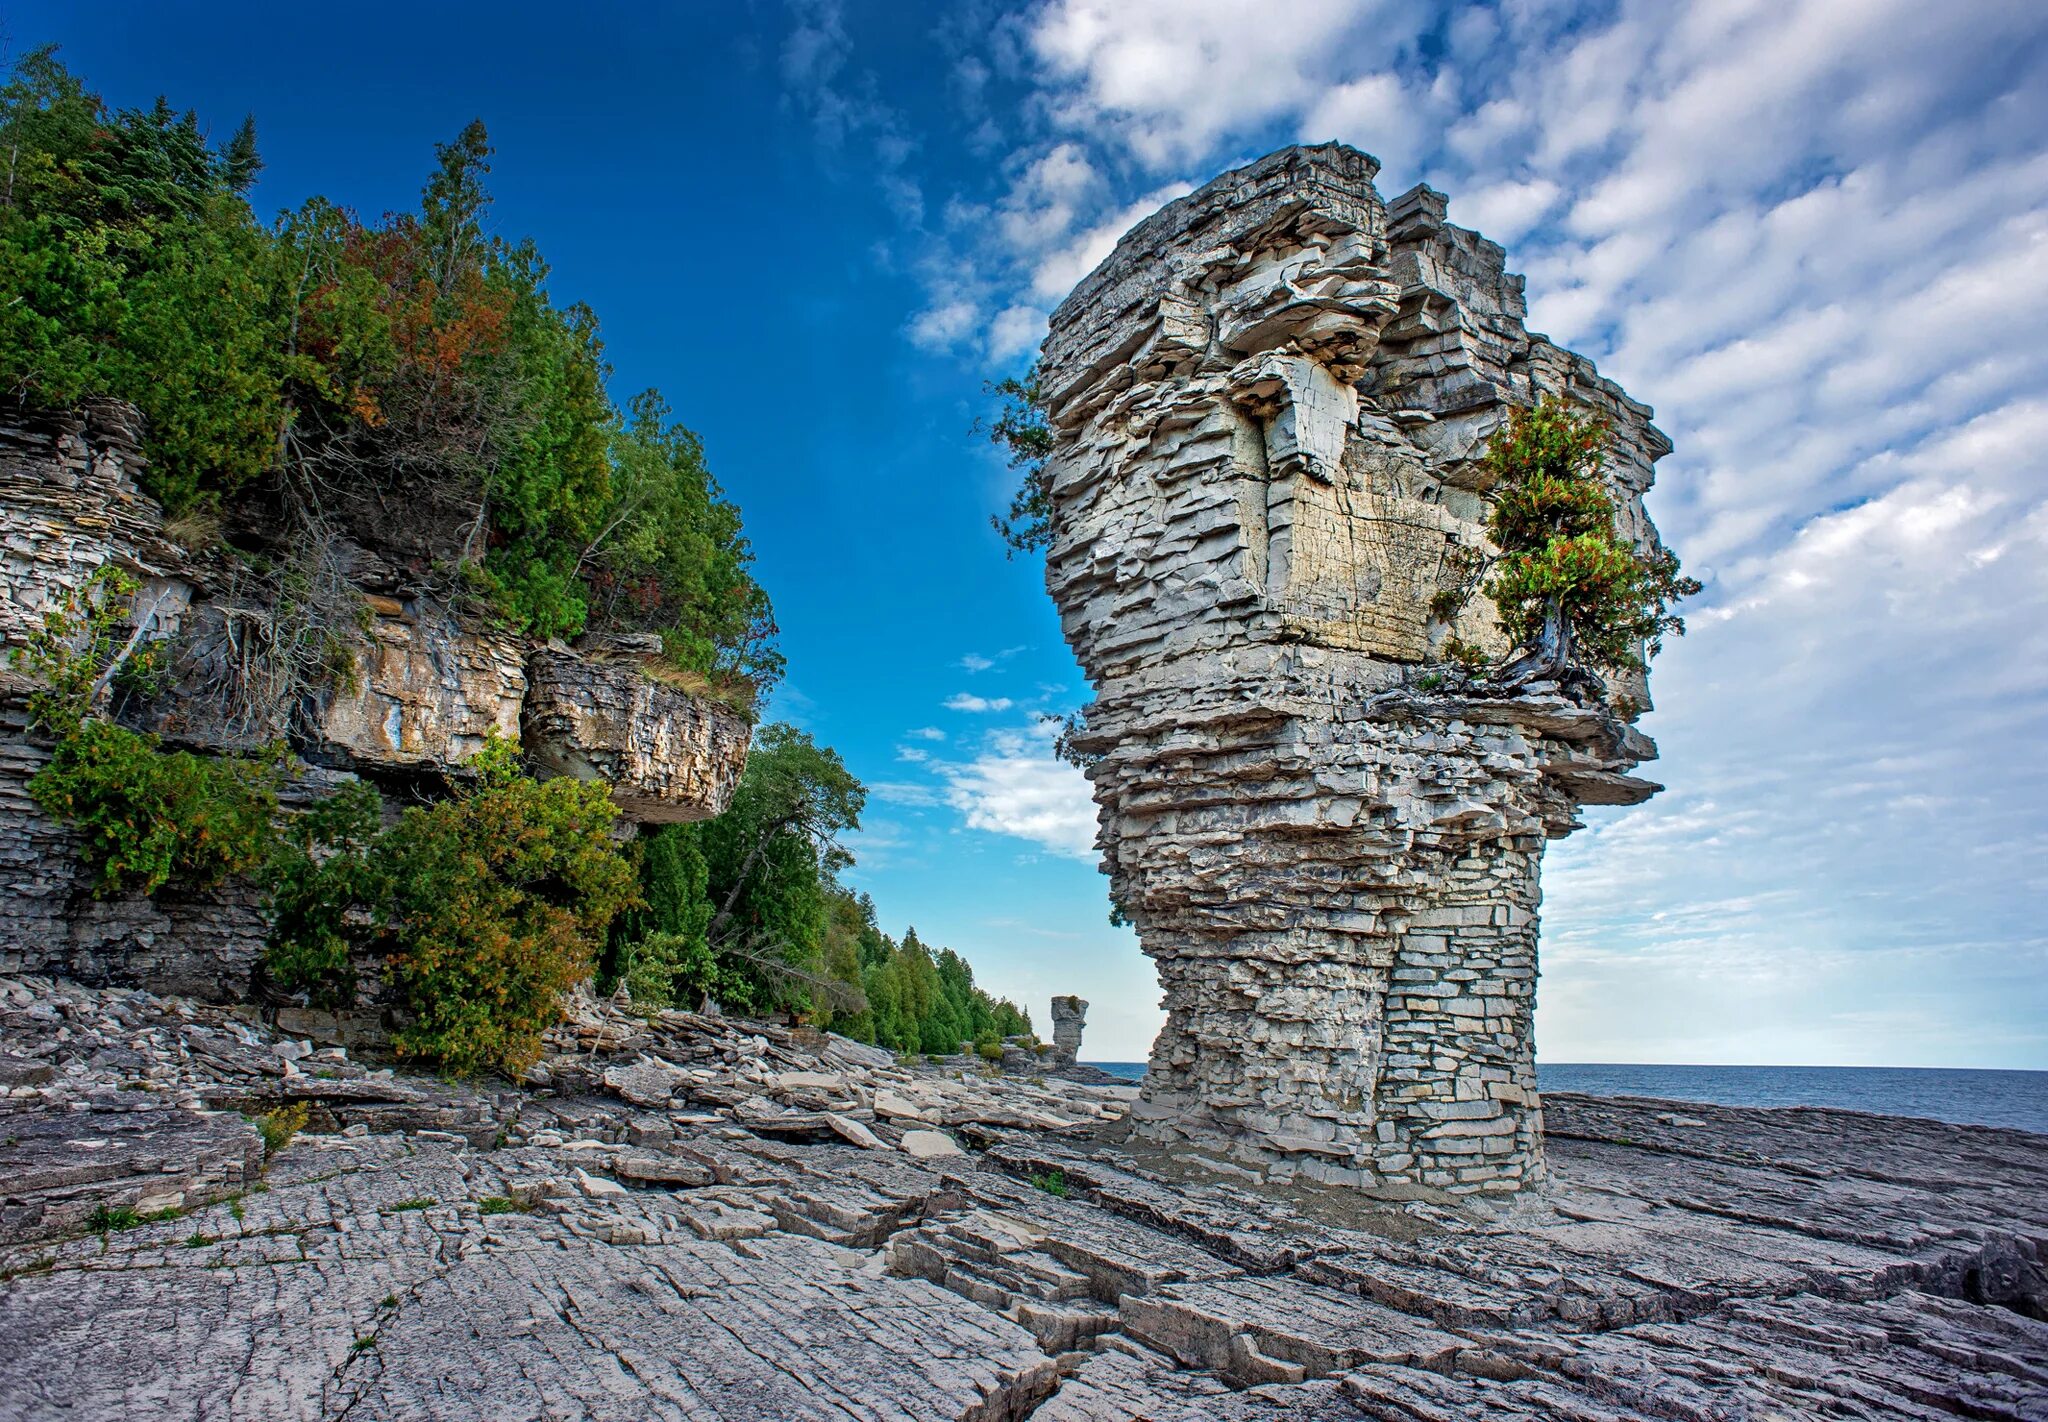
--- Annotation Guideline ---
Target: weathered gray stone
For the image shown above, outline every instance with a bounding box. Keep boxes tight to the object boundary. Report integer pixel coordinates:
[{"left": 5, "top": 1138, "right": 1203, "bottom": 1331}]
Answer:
[
  {"left": 1038, "top": 144, "right": 1674, "bottom": 1194},
  {"left": 1050, "top": 994, "right": 1088, "bottom": 1066},
  {"left": 523, "top": 637, "right": 749, "bottom": 823},
  {"left": 1, "top": 974, "right": 2043, "bottom": 1420}
]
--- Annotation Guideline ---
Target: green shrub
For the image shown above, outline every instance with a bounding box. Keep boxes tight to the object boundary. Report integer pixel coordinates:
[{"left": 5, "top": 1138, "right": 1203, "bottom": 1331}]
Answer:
[
  {"left": 29, "top": 718, "right": 281, "bottom": 897},
  {"left": 1030, "top": 1170, "right": 1068, "bottom": 1199},
  {"left": 1478, "top": 398, "right": 1701, "bottom": 674},
  {"left": 620, "top": 929, "right": 744, "bottom": 1012},
  {"left": 265, "top": 738, "right": 639, "bottom": 1077},
  {"left": 976, "top": 1042, "right": 1005, "bottom": 1062},
  {"left": 262, "top": 780, "right": 389, "bottom": 1009},
  {"left": 85, "top": 1203, "right": 141, "bottom": 1232},
  {"left": 15, "top": 566, "right": 282, "bottom": 898},
  {"left": 255, "top": 1101, "right": 309, "bottom": 1156}
]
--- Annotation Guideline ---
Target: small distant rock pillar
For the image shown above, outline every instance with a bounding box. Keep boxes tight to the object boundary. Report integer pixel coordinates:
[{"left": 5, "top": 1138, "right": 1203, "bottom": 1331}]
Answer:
[
  {"left": 1050, "top": 996, "right": 1088, "bottom": 1066},
  {"left": 1036, "top": 145, "right": 1674, "bottom": 1195}
]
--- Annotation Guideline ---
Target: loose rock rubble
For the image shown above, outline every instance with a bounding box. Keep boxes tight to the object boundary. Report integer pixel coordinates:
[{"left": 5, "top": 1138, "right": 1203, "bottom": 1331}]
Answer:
[{"left": 3, "top": 975, "right": 2043, "bottom": 1421}]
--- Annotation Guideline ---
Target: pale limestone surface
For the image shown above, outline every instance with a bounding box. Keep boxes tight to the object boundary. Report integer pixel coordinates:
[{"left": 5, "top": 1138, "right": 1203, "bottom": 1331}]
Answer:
[
  {"left": 524, "top": 636, "right": 751, "bottom": 824},
  {"left": 1039, "top": 145, "right": 1674, "bottom": 1194},
  {"left": 2, "top": 975, "right": 2042, "bottom": 1422}
]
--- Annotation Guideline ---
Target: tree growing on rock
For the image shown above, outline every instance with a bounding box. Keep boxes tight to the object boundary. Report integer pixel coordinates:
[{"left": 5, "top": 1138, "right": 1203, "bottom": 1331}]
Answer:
[{"left": 1478, "top": 397, "right": 1700, "bottom": 681}]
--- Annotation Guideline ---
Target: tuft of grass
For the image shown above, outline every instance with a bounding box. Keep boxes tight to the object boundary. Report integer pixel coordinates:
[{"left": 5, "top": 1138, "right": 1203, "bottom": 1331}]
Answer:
[
  {"left": 86, "top": 1204, "right": 141, "bottom": 1233},
  {"left": 477, "top": 1195, "right": 526, "bottom": 1216},
  {"left": 256, "top": 1102, "right": 311, "bottom": 1156},
  {"left": 381, "top": 1197, "right": 437, "bottom": 1215},
  {"left": 1030, "top": 1170, "right": 1069, "bottom": 1199},
  {"left": 183, "top": 1232, "right": 216, "bottom": 1249},
  {"left": 379, "top": 1293, "right": 399, "bottom": 1309},
  {"left": 228, "top": 1197, "right": 246, "bottom": 1222},
  {"left": 351, "top": 1335, "right": 377, "bottom": 1354}
]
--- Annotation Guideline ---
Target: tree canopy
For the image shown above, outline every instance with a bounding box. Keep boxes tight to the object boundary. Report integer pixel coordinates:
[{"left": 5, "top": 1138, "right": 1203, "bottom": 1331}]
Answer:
[{"left": 0, "top": 48, "right": 779, "bottom": 704}]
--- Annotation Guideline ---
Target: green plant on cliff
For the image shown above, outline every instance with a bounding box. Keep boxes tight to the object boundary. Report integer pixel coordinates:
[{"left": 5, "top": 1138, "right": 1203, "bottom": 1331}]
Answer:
[
  {"left": 16, "top": 568, "right": 282, "bottom": 897},
  {"left": 265, "top": 739, "right": 639, "bottom": 1076},
  {"left": 1474, "top": 397, "right": 1701, "bottom": 678},
  {"left": 980, "top": 363, "right": 1054, "bottom": 556}
]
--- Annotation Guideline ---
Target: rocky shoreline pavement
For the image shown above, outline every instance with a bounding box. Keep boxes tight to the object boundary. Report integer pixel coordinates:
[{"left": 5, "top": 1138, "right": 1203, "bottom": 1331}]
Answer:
[{"left": 2, "top": 975, "right": 2043, "bottom": 1421}]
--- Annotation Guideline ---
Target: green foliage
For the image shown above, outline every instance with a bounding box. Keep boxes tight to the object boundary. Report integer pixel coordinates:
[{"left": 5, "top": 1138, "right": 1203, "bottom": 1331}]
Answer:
[
  {"left": 29, "top": 718, "right": 281, "bottom": 898},
  {"left": 12, "top": 565, "right": 156, "bottom": 728},
  {"left": 256, "top": 1102, "right": 309, "bottom": 1156},
  {"left": 1479, "top": 398, "right": 1702, "bottom": 675},
  {"left": 982, "top": 364, "right": 1055, "bottom": 556},
  {"left": 86, "top": 1204, "right": 142, "bottom": 1232},
  {"left": 620, "top": 929, "right": 743, "bottom": 1012},
  {"left": 1030, "top": 1170, "right": 1068, "bottom": 1199},
  {"left": 262, "top": 780, "right": 387, "bottom": 1008},
  {"left": 585, "top": 390, "right": 783, "bottom": 701},
  {"left": 976, "top": 1042, "right": 1004, "bottom": 1062},
  {"left": 15, "top": 567, "right": 281, "bottom": 897},
  {"left": 609, "top": 727, "right": 1028, "bottom": 1052},
  {"left": 381, "top": 1197, "right": 436, "bottom": 1214},
  {"left": 1, "top": 51, "right": 778, "bottom": 696},
  {"left": 266, "top": 739, "right": 640, "bottom": 1076},
  {"left": 477, "top": 1195, "right": 526, "bottom": 1215}
]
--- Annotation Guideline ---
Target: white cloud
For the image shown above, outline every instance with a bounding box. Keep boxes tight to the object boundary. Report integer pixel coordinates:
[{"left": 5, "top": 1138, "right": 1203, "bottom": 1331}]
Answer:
[
  {"left": 887, "top": 0, "right": 2048, "bottom": 1064},
  {"left": 989, "top": 304, "right": 1047, "bottom": 361},
  {"left": 937, "top": 726, "right": 1099, "bottom": 859},
  {"left": 1028, "top": 0, "right": 1379, "bottom": 167},
  {"left": 908, "top": 298, "right": 980, "bottom": 350},
  {"left": 944, "top": 692, "right": 1015, "bottom": 713},
  {"left": 959, "top": 653, "right": 995, "bottom": 672},
  {"left": 905, "top": 726, "right": 947, "bottom": 741}
]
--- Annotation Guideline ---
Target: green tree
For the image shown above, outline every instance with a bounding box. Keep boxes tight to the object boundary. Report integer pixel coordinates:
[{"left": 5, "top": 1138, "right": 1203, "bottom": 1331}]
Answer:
[
  {"left": 981, "top": 363, "right": 1055, "bottom": 556},
  {"left": 1479, "top": 397, "right": 1701, "bottom": 678}
]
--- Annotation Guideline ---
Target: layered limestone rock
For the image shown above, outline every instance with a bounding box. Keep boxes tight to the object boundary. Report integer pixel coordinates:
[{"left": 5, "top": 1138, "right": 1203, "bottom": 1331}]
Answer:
[
  {"left": 524, "top": 636, "right": 750, "bottom": 824},
  {"left": 1050, "top": 995, "right": 1088, "bottom": 1067},
  {"left": 3, "top": 975, "right": 2043, "bottom": 1421},
  {"left": 0, "top": 402, "right": 751, "bottom": 998},
  {"left": 1039, "top": 145, "right": 1674, "bottom": 1194}
]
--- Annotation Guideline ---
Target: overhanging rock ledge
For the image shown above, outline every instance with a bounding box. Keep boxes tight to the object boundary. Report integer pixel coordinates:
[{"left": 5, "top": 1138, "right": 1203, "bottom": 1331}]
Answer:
[{"left": 1038, "top": 143, "right": 1678, "bottom": 1195}]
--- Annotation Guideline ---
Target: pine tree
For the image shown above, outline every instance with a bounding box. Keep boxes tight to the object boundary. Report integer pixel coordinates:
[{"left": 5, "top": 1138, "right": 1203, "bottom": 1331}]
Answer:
[
  {"left": 222, "top": 114, "right": 261, "bottom": 192},
  {"left": 1480, "top": 397, "right": 1701, "bottom": 680}
]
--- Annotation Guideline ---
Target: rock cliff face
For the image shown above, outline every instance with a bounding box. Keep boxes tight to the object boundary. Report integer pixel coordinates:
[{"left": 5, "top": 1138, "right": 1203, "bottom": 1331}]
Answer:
[
  {"left": 1039, "top": 145, "right": 1673, "bottom": 1195},
  {"left": 0, "top": 400, "right": 750, "bottom": 1000},
  {"left": 1050, "top": 996, "right": 1088, "bottom": 1067}
]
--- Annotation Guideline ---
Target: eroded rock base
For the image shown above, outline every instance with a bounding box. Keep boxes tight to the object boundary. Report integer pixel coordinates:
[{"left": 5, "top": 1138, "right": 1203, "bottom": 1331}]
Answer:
[{"left": 2, "top": 977, "right": 2043, "bottom": 1421}]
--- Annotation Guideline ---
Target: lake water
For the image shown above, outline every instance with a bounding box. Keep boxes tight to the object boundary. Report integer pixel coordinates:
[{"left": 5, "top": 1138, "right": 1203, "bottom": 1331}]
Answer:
[{"left": 1082, "top": 1061, "right": 2048, "bottom": 1135}]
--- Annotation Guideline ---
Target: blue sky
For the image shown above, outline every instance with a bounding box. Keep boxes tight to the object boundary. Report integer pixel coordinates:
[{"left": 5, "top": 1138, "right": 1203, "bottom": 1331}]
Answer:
[{"left": 14, "top": 1, "right": 2046, "bottom": 1067}]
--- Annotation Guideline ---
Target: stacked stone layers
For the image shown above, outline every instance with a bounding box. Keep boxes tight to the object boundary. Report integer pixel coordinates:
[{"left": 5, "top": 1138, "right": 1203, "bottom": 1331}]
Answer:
[
  {"left": 1040, "top": 145, "right": 1670, "bottom": 1193},
  {"left": 0, "top": 402, "right": 751, "bottom": 1000},
  {"left": 1050, "top": 996, "right": 1089, "bottom": 1066}
]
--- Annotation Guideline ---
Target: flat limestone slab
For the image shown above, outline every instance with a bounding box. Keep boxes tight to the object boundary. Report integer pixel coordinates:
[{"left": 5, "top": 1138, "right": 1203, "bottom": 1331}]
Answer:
[{"left": 2, "top": 977, "right": 2044, "bottom": 1421}]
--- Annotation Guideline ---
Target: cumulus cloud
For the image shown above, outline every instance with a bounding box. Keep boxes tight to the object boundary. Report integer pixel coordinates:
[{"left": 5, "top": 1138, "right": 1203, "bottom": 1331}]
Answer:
[
  {"left": 936, "top": 725, "right": 1099, "bottom": 859},
  {"left": 877, "top": 0, "right": 2048, "bottom": 1062}
]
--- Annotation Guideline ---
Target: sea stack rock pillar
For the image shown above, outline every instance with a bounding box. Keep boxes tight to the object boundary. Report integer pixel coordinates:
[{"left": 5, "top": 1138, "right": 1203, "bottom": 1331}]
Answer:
[
  {"left": 1036, "top": 145, "right": 1675, "bottom": 1195},
  {"left": 1050, "top": 996, "right": 1088, "bottom": 1066}
]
